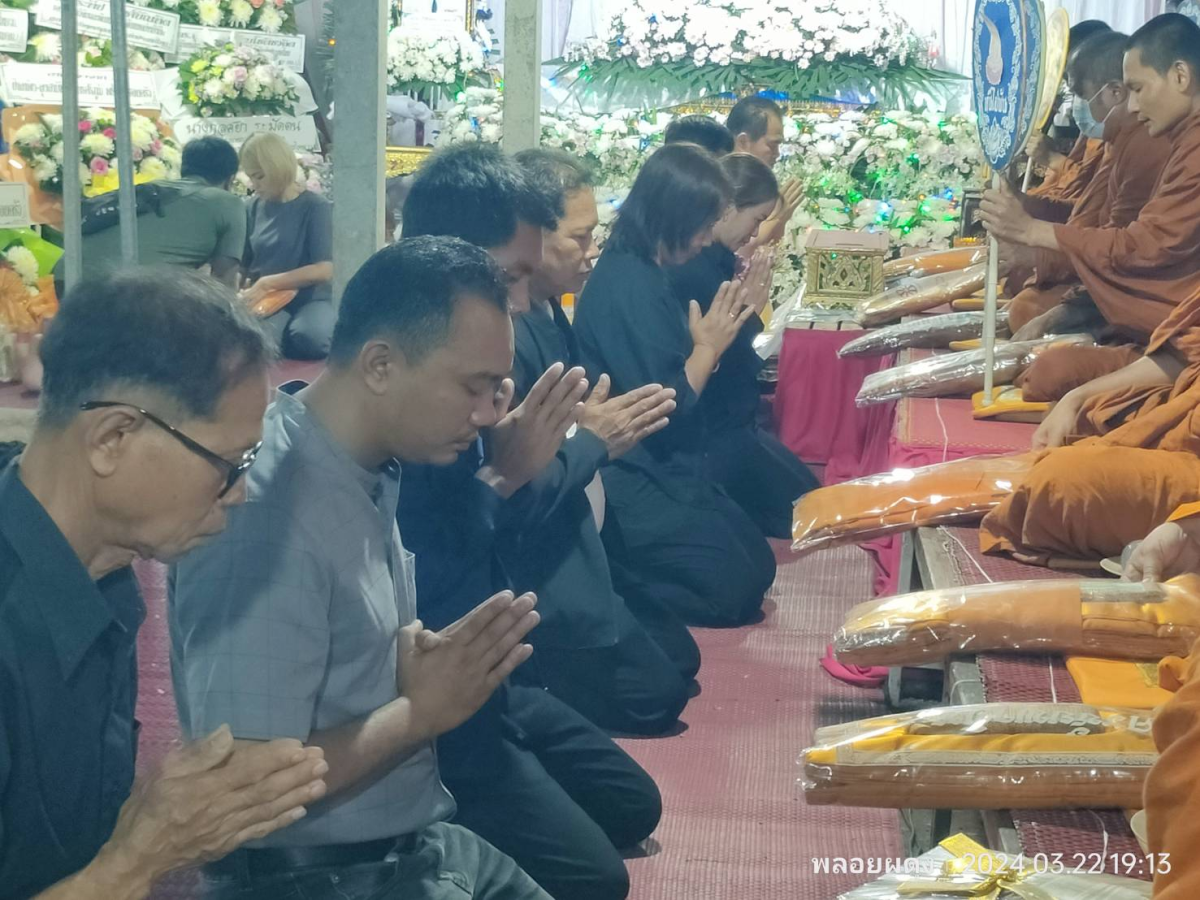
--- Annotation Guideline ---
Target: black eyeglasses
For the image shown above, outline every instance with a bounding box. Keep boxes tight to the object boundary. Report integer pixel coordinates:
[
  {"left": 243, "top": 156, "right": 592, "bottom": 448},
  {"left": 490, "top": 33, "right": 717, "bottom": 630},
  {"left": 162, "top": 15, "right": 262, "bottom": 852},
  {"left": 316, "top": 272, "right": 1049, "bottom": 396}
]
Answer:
[{"left": 80, "top": 401, "right": 262, "bottom": 498}]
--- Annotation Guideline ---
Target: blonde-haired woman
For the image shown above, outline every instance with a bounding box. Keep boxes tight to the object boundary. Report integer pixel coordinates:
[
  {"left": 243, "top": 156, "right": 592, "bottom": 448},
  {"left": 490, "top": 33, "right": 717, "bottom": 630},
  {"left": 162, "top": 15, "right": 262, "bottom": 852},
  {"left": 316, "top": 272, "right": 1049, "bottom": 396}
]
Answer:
[{"left": 240, "top": 132, "right": 335, "bottom": 359}]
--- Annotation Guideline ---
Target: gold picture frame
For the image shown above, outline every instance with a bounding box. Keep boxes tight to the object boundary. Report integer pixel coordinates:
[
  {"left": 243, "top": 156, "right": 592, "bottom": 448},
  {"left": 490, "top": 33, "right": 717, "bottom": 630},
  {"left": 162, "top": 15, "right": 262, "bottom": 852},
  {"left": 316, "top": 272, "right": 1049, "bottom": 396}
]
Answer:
[{"left": 394, "top": 0, "right": 477, "bottom": 36}]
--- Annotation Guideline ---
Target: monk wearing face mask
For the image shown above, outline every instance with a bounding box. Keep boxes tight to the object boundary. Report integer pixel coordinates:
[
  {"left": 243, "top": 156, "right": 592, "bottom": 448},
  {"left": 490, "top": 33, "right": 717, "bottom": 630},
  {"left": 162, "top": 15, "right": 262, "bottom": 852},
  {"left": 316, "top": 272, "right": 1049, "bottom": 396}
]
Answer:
[
  {"left": 980, "top": 14, "right": 1200, "bottom": 404},
  {"left": 1001, "top": 29, "right": 1172, "bottom": 351}
]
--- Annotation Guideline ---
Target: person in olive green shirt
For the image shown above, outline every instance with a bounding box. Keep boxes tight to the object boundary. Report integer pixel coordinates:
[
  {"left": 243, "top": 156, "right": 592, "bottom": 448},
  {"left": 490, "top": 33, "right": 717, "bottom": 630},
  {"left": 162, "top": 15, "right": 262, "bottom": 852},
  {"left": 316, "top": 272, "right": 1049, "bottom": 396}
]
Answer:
[{"left": 76, "top": 137, "right": 247, "bottom": 287}]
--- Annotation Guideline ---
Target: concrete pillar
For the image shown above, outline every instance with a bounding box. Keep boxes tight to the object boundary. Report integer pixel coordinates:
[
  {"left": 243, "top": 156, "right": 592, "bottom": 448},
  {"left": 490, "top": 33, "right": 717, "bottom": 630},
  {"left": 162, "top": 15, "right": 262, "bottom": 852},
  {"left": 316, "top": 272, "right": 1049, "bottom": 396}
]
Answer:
[
  {"left": 331, "top": 0, "right": 388, "bottom": 304},
  {"left": 501, "top": 0, "right": 541, "bottom": 152}
]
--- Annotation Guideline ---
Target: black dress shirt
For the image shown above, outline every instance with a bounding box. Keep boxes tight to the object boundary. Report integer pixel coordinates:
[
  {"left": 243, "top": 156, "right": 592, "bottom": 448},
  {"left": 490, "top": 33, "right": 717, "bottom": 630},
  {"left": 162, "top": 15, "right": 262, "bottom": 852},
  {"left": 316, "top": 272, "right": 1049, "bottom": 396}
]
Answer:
[{"left": 0, "top": 462, "right": 144, "bottom": 899}]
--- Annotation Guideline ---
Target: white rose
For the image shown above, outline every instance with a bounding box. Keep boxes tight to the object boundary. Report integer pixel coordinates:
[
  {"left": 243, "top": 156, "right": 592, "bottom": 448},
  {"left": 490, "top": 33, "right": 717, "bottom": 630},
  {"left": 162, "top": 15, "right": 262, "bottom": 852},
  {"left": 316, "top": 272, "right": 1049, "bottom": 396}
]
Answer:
[
  {"left": 203, "top": 78, "right": 226, "bottom": 101},
  {"left": 50, "top": 143, "right": 65, "bottom": 163}
]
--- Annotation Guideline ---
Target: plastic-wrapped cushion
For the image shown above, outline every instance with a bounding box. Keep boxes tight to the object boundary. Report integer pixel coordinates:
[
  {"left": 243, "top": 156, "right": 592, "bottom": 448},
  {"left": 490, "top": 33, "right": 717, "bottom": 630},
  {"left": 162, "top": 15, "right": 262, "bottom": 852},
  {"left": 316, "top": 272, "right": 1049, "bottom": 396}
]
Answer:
[
  {"left": 791, "top": 453, "right": 1035, "bottom": 552},
  {"left": 881, "top": 246, "right": 990, "bottom": 280},
  {"left": 855, "top": 335, "right": 1093, "bottom": 407},
  {"left": 856, "top": 265, "right": 988, "bottom": 327},
  {"left": 800, "top": 702, "right": 1156, "bottom": 809},
  {"left": 833, "top": 575, "right": 1200, "bottom": 666},
  {"left": 838, "top": 310, "right": 1011, "bottom": 359}
]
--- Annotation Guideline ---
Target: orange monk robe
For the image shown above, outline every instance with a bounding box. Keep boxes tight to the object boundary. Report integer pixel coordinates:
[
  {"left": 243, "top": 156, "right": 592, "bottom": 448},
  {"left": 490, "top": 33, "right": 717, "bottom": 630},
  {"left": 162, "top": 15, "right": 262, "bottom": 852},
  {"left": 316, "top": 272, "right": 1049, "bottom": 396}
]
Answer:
[
  {"left": 979, "top": 303, "right": 1200, "bottom": 564},
  {"left": 1010, "top": 110, "right": 1170, "bottom": 331},
  {"left": 1053, "top": 109, "right": 1200, "bottom": 343},
  {"left": 1027, "top": 135, "right": 1106, "bottom": 204},
  {"left": 1146, "top": 632, "right": 1200, "bottom": 898}
]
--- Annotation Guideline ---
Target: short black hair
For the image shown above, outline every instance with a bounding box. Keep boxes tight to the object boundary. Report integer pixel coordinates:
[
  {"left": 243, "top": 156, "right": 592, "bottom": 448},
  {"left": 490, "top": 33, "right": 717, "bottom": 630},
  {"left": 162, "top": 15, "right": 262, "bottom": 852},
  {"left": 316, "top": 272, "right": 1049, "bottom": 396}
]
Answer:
[
  {"left": 401, "top": 143, "right": 561, "bottom": 249},
  {"left": 1067, "top": 30, "right": 1129, "bottom": 94},
  {"left": 726, "top": 96, "right": 783, "bottom": 142},
  {"left": 181, "top": 136, "right": 240, "bottom": 185},
  {"left": 1128, "top": 13, "right": 1200, "bottom": 80},
  {"left": 1069, "top": 20, "right": 1111, "bottom": 53},
  {"left": 329, "top": 235, "right": 508, "bottom": 366},
  {"left": 39, "top": 268, "right": 272, "bottom": 427},
  {"left": 514, "top": 148, "right": 594, "bottom": 204},
  {"left": 664, "top": 115, "right": 735, "bottom": 155},
  {"left": 607, "top": 143, "right": 732, "bottom": 261}
]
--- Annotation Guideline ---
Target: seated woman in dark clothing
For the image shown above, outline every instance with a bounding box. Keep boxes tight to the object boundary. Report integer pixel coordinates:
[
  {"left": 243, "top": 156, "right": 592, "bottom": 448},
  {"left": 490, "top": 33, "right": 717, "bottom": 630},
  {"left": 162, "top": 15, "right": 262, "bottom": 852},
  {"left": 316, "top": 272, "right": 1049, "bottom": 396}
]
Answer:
[
  {"left": 239, "top": 132, "right": 335, "bottom": 360},
  {"left": 573, "top": 143, "right": 777, "bottom": 628},
  {"left": 668, "top": 153, "right": 818, "bottom": 537}
]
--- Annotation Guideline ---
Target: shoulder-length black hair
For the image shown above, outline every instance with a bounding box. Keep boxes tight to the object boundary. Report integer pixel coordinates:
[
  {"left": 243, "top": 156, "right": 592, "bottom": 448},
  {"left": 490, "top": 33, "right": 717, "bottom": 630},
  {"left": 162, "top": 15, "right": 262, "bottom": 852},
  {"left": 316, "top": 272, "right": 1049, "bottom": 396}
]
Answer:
[{"left": 606, "top": 143, "right": 732, "bottom": 261}]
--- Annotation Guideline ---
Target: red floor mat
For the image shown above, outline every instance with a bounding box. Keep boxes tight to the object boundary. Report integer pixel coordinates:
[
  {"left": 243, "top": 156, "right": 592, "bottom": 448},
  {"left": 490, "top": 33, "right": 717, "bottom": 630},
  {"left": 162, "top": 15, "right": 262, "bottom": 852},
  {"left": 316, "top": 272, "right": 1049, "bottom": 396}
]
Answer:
[{"left": 619, "top": 541, "right": 900, "bottom": 900}]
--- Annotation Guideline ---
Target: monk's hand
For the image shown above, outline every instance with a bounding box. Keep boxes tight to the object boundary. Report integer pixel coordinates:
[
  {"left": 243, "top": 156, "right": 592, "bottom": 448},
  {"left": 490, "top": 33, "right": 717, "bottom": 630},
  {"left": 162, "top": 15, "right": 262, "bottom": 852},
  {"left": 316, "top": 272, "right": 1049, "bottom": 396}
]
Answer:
[
  {"left": 689, "top": 281, "right": 757, "bottom": 360},
  {"left": 479, "top": 362, "right": 588, "bottom": 498},
  {"left": 577, "top": 374, "right": 677, "bottom": 460},
  {"left": 997, "top": 241, "right": 1036, "bottom": 278},
  {"left": 1031, "top": 392, "right": 1082, "bottom": 450},
  {"left": 1125, "top": 521, "right": 1200, "bottom": 583},
  {"left": 979, "top": 181, "right": 1036, "bottom": 245},
  {"left": 396, "top": 592, "right": 538, "bottom": 740},
  {"left": 91, "top": 728, "right": 327, "bottom": 891}
]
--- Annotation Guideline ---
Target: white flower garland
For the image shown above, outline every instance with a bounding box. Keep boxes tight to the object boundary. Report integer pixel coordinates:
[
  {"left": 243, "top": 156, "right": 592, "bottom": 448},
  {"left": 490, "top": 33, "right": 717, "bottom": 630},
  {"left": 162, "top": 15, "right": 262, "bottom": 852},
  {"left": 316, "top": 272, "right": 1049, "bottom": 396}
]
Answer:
[
  {"left": 568, "top": 0, "right": 921, "bottom": 71},
  {"left": 386, "top": 29, "right": 485, "bottom": 94}
]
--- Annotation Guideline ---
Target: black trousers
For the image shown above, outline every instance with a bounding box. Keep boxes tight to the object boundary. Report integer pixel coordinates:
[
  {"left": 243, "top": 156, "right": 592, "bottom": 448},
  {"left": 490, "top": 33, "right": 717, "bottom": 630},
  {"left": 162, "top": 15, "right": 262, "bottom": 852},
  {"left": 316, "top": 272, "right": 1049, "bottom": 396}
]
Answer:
[
  {"left": 440, "top": 686, "right": 661, "bottom": 900},
  {"left": 522, "top": 598, "right": 692, "bottom": 736},
  {"left": 706, "top": 425, "right": 819, "bottom": 539},
  {"left": 601, "top": 474, "right": 776, "bottom": 628}
]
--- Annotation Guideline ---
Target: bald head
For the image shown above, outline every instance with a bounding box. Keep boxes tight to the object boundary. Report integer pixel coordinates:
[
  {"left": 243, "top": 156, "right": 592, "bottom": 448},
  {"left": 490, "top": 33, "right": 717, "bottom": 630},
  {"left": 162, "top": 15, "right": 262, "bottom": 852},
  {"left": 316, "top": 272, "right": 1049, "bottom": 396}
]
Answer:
[{"left": 1124, "top": 13, "right": 1200, "bottom": 136}]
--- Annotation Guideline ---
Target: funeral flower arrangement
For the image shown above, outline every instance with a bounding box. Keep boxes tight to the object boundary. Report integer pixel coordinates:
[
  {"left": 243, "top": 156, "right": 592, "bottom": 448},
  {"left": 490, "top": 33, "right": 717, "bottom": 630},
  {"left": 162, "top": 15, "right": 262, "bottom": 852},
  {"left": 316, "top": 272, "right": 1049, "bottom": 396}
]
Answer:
[
  {"left": 133, "top": 0, "right": 293, "bottom": 33},
  {"left": 178, "top": 43, "right": 299, "bottom": 117},
  {"left": 22, "top": 30, "right": 167, "bottom": 70},
  {"left": 558, "top": 0, "right": 962, "bottom": 107},
  {"left": 438, "top": 89, "right": 983, "bottom": 301},
  {"left": 386, "top": 28, "right": 486, "bottom": 96},
  {"left": 12, "top": 109, "right": 183, "bottom": 195}
]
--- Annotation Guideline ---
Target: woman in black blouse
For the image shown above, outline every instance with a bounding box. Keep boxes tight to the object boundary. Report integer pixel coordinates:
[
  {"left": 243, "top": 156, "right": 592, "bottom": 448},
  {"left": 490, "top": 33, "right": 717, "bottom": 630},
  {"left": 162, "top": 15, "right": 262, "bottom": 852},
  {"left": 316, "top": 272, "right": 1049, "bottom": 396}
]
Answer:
[
  {"left": 668, "top": 153, "right": 818, "bottom": 538},
  {"left": 574, "top": 143, "right": 776, "bottom": 627}
]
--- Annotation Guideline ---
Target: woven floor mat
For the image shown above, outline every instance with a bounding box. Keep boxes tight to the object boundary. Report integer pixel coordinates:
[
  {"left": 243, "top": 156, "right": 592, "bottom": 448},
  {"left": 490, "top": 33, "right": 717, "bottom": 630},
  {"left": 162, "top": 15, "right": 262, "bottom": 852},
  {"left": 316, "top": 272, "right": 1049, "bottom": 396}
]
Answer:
[{"left": 621, "top": 540, "right": 900, "bottom": 899}]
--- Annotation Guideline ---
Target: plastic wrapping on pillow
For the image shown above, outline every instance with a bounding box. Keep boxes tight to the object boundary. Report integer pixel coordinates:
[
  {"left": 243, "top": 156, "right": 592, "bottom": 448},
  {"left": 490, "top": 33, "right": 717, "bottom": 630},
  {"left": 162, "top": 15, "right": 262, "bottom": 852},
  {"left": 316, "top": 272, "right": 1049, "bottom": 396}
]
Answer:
[
  {"left": 856, "top": 265, "right": 988, "bottom": 327},
  {"left": 854, "top": 335, "right": 1093, "bottom": 407},
  {"left": 800, "top": 703, "right": 1156, "bottom": 809},
  {"left": 791, "top": 454, "right": 1034, "bottom": 552},
  {"left": 838, "top": 310, "right": 1011, "bottom": 359},
  {"left": 836, "top": 835, "right": 1153, "bottom": 899},
  {"left": 882, "top": 246, "right": 990, "bottom": 280},
  {"left": 834, "top": 575, "right": 1200, "bottom": 666}
]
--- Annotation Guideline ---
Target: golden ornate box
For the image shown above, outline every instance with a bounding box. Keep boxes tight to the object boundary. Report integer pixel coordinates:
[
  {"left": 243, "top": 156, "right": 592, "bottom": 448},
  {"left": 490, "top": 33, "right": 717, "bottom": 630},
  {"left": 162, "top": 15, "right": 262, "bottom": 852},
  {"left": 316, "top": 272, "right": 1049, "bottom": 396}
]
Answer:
[{"left": 802, "top": 229, "right": 888, "bottom": 310}]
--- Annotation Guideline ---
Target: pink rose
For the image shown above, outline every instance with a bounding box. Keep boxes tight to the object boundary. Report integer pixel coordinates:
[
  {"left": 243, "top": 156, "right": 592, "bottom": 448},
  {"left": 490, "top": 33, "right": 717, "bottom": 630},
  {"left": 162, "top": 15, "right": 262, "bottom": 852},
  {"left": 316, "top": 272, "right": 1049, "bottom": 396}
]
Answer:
[
  {"left": 275, "top": 0, "right": 285, "bottom": 7},
  {"left": 79, "top": 120, "right": 93, "bottom": 132},
  {"left": 151, "top": 139, "right": 163, "bottom": 154},
  {"left": 231, "top": 65, "right": 248, "bottom": 84},
  {"left": 103, "top": 127, "right": 116, "bottom": 139},
  {"left": 90, "top": 157, "right": 109, "bottom": 175},
  {"left": 250, "top": 0, "right": 263, "bottom": 6},
  {"left": 132, "top": 148, "right": 144, "bottom": 161}
]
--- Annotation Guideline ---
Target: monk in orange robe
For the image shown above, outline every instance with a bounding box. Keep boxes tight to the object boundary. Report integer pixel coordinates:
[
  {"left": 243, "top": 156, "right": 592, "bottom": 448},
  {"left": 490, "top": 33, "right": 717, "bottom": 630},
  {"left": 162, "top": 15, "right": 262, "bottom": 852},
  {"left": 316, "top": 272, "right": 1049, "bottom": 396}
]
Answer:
[
  {"left": 1004, "top": 31, "right": 1173, "bottom": 335},
  {"left": 977, "top": 285, "right": 1200, "bottom": 563},
  {"left": 980, "top": 14, "right": 1200, "bottom": 402}
]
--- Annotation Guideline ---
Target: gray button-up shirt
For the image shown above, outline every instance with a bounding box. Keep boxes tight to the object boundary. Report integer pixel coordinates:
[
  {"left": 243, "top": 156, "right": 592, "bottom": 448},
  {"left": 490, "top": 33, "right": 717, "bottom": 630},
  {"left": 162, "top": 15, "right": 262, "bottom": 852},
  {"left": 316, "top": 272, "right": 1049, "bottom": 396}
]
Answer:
[{"left": 169, "top": 387, "right": 455, "bottom": 846}]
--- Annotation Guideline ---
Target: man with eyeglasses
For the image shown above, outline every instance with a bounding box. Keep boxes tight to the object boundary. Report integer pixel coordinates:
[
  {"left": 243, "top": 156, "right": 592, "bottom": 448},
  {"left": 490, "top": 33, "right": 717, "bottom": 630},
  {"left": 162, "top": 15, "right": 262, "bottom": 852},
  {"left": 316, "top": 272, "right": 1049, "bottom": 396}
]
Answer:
[{"left": 0, "top": 268, "right": 329, "bottom": 899}]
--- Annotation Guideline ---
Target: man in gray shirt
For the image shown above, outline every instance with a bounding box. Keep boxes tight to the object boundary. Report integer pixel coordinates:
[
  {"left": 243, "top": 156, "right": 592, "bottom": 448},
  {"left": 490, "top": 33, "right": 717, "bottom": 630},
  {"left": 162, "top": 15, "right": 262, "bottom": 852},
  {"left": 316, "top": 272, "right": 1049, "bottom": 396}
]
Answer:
[
  {"left": 170, "top": 237, "right": 559, "bottom": 899},
  {"left": 79, "top": 137, "right": 247, "bottom": 287}
]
